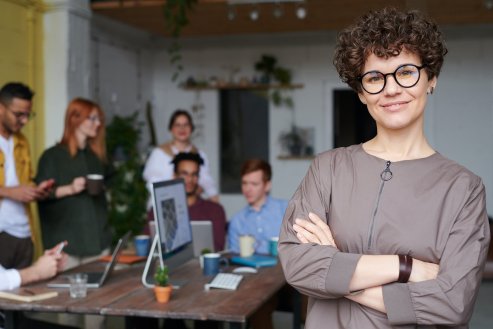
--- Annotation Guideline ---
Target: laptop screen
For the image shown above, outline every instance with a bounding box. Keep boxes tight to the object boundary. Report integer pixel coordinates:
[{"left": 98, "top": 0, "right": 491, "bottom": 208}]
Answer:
[{"left": 99, "top": 231, "right": 130, "bottom": 283}]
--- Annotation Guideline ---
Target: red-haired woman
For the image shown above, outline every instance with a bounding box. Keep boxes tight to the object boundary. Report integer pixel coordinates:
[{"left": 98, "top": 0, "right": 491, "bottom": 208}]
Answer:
[{"left": 36, "top": 98, "right": 111, "bottom": 269}]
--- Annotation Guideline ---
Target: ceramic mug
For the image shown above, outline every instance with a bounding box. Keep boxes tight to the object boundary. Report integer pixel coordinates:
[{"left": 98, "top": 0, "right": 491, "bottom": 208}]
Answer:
[
  {"left": 269, "top": 237, "right": 279, "bottom": 257},
  {"left": 134, "top": 235, "right": 150, "bottom": 256},
  {"left": 203, "top": 253, "right": 228, "bottom": 276},
  {"left": 86, "top": 174, "right": 104, "bottom": 195},
  {"left": 239, "top": 235, "right": 255, "bottom": 257}
]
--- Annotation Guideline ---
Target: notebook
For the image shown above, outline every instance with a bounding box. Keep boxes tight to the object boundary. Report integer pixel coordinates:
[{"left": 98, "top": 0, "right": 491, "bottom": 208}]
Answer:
[
  {"left": 191, "top": 220, "right": 215, "bottom": 257},
  {"left": 230, "top": 254, "right": 278, "bottom": 268},
  {"left": 47, "top": 232, "right": 130, "bottom": 288},
  {"left": 0, "top": 290, "right": 58, "bottom": 303}
]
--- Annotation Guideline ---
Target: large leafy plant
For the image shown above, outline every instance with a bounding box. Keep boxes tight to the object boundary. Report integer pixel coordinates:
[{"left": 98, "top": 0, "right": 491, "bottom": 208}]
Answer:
[{"left": 106, "top": 113, "right": 148, "bottom": 244}]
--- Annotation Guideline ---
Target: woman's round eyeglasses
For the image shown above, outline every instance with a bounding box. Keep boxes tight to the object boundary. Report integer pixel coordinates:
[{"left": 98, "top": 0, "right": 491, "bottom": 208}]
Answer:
[{"left": 358, "top": 64, "right": 426, "bottom": 95}]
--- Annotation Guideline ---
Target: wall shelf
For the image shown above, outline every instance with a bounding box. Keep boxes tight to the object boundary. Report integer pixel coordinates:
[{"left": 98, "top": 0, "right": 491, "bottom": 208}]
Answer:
[
  {"left": 181, "top": 83, "right": 304, "bottom": 91},
  {"left": 277, "top": 155, "right": 315, "bottom": 160}
]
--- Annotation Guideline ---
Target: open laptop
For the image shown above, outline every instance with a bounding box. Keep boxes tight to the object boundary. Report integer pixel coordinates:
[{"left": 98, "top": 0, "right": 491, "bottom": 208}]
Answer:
[
  {"left": 191, "top": 220, "right": 215, "bottom": 257},
  {"left": 47, "top": 232, "right": 130, "bottom": 288}
]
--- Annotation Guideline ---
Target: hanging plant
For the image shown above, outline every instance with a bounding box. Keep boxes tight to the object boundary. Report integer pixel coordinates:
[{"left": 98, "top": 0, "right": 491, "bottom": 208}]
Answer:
[{"left": 163, "top": 0, "right": 198, "bottom": 82}]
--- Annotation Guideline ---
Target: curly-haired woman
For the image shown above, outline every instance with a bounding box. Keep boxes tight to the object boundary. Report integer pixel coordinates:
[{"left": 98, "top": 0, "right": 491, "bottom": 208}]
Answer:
[{"left": 279, "top": 7, "right": 489, "bottom": 328}]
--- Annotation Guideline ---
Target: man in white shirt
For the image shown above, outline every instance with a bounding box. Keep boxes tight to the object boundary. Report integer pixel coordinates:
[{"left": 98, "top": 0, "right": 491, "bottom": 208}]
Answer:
[
  {"left": 0, "top": 82, "right": 54, "bottom": 270},
  {"left": 0, "top": 243, "right": 66, "bottom": 291},
  {"left": 0, "top": 243, "right": 68, "bottom": 329}
]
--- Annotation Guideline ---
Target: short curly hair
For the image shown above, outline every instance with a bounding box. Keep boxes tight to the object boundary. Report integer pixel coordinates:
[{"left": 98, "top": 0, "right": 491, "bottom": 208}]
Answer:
[{"left": 333, "top": 7, "right": 448, "bottom": 93}]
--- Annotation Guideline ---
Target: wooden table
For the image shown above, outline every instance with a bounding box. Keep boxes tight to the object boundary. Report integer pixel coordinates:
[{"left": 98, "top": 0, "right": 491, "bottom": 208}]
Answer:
[{"left": 0, "top": 258, "right": 300, "bottom": 329}]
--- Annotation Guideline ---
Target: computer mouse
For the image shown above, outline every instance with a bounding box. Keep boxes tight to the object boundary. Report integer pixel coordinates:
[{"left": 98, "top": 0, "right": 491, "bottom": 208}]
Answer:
[{"left": 232, "top": 266, "right": 258, "bottom": 274}]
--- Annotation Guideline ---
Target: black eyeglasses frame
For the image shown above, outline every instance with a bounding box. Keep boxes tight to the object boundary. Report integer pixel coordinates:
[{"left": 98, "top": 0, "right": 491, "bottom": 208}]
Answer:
[{"left": 358, "top": 64, "right": 427, "bottom": 95}]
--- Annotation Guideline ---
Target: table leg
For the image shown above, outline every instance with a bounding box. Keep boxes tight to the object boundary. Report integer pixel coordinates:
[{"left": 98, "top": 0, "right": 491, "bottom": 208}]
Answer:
[
  {"left": 229, "top": 322, "right": 244, "bottom": 329},
  {"left": 4, "top": 310, "right": 19, "bottom": 329}
]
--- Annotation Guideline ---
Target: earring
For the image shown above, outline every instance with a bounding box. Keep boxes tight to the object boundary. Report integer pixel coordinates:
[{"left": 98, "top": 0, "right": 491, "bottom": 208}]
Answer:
[{"left": 427, "top": 86, "right": 435, "bottom": 95}]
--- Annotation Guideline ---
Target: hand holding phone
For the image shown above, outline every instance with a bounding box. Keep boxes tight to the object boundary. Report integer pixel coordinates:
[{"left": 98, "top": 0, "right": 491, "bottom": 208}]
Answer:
[
  {"left": 38, "top": 179, "right": 55, "bottom": 192},
  {"left": 55, "top": 241, "right": 65, "bottom": 255}
]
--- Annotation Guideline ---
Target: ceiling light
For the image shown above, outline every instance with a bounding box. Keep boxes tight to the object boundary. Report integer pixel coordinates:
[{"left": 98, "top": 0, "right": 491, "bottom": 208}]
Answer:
[
  {"left": 273, "top": 3, "right": 283, "bottom": 18},
  {"left": 296, "top": 4, "right": 306, "bottom": 19},
  {"left": 250, "top": 6, "right": 260, "bottom": 21},
  {"left": 227, "top": 5, "right": 236, "bottom": 20}
]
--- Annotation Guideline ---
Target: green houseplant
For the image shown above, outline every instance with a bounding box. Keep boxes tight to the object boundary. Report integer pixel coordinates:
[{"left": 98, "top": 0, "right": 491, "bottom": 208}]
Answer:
[
  {"left": 254, "top": 54, "right": 294, "bottom": 108},
  {"left": 106, "top": 112, "right": 148, "bottom": 245},
  {"left": 154, "top": 265, "right": 172, "bottom": 303}
]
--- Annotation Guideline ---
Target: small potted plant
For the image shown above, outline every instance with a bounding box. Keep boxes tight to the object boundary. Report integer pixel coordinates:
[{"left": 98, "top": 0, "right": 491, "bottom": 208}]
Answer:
[{"left": 154, "top": 265, "right": 172, "bottom": 303}]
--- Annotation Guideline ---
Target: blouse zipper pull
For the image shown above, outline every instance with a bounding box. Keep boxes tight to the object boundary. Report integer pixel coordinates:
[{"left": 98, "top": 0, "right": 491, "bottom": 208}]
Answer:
[{"left": 380, "top": 160, "right": 393, "bottom": 181}]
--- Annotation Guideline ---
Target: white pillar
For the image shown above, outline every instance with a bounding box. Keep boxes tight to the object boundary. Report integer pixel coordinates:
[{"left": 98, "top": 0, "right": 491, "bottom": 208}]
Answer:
[{"left": 43, "top": 0, "right": 91, "bottom": 147}]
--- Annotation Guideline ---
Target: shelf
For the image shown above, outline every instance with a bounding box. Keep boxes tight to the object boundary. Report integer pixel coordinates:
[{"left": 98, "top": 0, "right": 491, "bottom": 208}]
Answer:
[
  {"left": 181, "top": 83, "right": 304, "bottom": 91},
  {"left": 277, "top": 155, "right": 315, "bottom": 160}
]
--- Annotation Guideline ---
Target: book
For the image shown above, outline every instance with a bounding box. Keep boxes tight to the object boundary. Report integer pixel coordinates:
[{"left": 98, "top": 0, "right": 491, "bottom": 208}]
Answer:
[
  {"left": 230, "top": 255, "right": 278, "bottom": 268},
  {"left": 99, "top": 254, "right": 146, "bottom": 264},
  {"left": 0, "top": 290, "right": 58, "bottom": 303}
]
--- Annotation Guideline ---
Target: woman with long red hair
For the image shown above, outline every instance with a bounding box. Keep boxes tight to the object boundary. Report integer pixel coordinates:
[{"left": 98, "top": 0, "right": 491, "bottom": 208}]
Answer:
[{"left": 36, "top": 98, "right": 111, "bottom": 270}]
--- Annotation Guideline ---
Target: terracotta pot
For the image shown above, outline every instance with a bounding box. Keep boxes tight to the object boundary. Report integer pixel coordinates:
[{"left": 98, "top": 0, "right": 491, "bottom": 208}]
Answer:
[{"left": 154, "top": 285, "right": 172, "bottom": 303}]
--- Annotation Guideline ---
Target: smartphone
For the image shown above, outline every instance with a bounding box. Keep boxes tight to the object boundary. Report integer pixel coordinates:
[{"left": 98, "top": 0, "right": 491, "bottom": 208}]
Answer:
[
  {"left": 38, "top": 179, "right": 55, "bottom": 192},
  {"left": 44, "top": 179, "right": 55, "bottom": 189},
  {"left": 55, "top": 242, "right": 65, "bottom": 255}
]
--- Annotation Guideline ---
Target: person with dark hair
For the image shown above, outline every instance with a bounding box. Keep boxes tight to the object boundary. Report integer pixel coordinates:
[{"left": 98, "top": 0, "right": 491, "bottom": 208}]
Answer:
[
  {"left": 0, "top": 82, "right": 54, "bottom": 270},
  {"left": 172, "top": 152, "right": 227, "bottom": 251},
  {"left": 143, "top": 109, "right": 218, "bottom": 209},
  {"left": 279, "top": 8, "right": 489, "bottom": 329},
  {"left": 228, "top": 159, "right": 287, "bottom": 254}
]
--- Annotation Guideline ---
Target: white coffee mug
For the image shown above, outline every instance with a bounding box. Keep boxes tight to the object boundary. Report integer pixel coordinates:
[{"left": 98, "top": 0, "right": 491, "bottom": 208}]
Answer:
[{"left": 239, "top": 235, "right": 255, "bottom": 257}]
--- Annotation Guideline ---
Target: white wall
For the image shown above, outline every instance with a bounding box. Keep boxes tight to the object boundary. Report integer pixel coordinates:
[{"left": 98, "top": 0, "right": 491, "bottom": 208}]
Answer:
[
  {"left": 92, "top": 17, "right": 493, "bottom": 218},
  {"left": 90, "top": 15, "right": 157, "bottom": 152},
  {"left": 44, "top": 0, "right": 92, "bottom": 148}
]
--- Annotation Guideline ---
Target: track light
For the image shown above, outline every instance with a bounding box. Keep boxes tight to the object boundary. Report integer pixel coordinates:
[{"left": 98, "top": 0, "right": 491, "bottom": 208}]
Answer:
[{"left": 226, "top": 1, "right": 306, "bottom": 21}]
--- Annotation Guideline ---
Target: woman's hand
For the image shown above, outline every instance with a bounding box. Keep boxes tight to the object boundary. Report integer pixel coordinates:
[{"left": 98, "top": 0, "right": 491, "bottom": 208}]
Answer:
[
  {"left": 293, "top": 212, "right": 338, "bottom": 249},
  {"left": 54, "top": 177, "right": 86, "bottom": 198},
  {"left": 409, "top": 258, "right": 440, "bottom": 282},
  {"left": 70, "top": 177, "right": 86, "bottom": 195}
]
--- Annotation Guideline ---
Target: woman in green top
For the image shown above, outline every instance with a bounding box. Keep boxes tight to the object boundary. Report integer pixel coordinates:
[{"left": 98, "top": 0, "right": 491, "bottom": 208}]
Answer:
[{"left": 36, "top": 98, "right": 111, "bottom": 268}]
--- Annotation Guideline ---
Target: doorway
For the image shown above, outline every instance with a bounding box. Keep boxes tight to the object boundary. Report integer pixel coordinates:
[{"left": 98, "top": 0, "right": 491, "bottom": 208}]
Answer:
[
  {"left": 220, "top": 90, "right": 269, "bottom": 193},
  {"left": 333, "top": 89, "right": 376, "bottom": 147}
]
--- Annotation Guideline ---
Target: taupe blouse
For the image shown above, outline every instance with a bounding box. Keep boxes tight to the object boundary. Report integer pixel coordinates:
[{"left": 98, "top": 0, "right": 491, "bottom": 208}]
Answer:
[{"left": 279, "top": 144, "right": 489, "bottom": 329}]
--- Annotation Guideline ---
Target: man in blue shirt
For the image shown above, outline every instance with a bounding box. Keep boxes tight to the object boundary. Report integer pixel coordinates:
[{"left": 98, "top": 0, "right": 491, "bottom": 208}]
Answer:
[{"left": 228, "top": 159, "right": 288, "bottom": 254}]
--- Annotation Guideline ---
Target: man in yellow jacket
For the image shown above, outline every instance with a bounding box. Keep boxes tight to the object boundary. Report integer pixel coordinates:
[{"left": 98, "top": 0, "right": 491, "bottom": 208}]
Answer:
[{"left": 0, "top": 82, "right": 54, "bottom": 270}]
